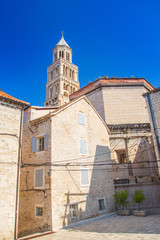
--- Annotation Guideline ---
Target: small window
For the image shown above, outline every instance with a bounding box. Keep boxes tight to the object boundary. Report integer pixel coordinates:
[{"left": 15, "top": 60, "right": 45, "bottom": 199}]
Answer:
[
  {"left": 36, "top": 207, "right": 43, "bottom": 217},
  {"left": 38, "top": 137, "right": 44, "bottom": 151},
  {"left": 35, "top": 168, "right": 43, "bottom": 188},
  {"left": 116, "top": 150, "right": 127, "bottom": 164},
  {"left": 70, "top": 204, "right": 78, "bottom": 218},
  {"left": 80, "top": 139, "right": 87, "bottom": 155},
  {"left": 80, "top": 169, "right": 89, "bottom": 186},
  {"left": 78, "top": 112, "right": 86, "bottom": 125},
  {"left": 98, "top": 199, "right": 105, "bottom": 211}
]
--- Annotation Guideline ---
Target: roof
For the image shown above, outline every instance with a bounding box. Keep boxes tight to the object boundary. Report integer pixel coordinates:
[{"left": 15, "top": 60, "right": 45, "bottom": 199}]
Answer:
[
  {"left": 143, "top": 87, "right": 160, "bottom": 96},
  {"left": 0, "top": 89, "right": 30, "bottom": 106},
  {"left": 56, "top": 36, "right": 70, "bottom": 48},
  {"left": 30, "top": 96, "right": 110, "bottom": 134},
  {"left": 70, "top": 77, "right": 155, "bottom": 101}
]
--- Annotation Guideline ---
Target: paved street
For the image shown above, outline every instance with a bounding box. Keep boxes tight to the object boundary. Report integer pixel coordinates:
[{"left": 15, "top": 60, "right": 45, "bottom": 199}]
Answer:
[{"left": 33, "top": 213, "right": 160, "bottom": 240}]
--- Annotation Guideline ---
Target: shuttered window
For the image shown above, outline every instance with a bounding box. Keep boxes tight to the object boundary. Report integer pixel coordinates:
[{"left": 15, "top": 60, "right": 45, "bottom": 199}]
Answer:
[
  {"left": 78, "top": 112, "right": 86, "bottom": 125},
  {"left": 80, "top": 169, "right": 89, "bottom": 186},
  {"left": 35, "top": 169, "right": 43, "bottom": 188},
  {"left": 31, "top": 134, "right": 48, "bottom": 152},
  {"left": 80, "top": 139, "right": 87, "bottom": 155}
]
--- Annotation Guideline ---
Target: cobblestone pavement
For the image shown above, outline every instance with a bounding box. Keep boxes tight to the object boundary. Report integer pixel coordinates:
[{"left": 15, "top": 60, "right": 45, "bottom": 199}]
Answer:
[{"left": 35, "top": 213, "right": 160, "bottom": 240}]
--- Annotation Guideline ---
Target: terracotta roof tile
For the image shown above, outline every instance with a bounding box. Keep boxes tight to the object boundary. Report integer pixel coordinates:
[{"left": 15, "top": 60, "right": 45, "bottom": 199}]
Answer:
[{"left": 0, "top": 90, "right": 30, "bottom": 106}]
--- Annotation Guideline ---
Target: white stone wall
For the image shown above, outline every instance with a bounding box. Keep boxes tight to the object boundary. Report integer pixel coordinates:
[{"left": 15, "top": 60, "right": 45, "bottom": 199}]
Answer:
[
  {"left": 0, "top": 101, "right": 22, "bottom": 240},
  {"left": 50, "top": 99, "right": 115, "bottom": 229},
  {"left": 18, "top": 98, "right": 115, "bottom": 236},
  {"left": 86, "top": 86, "right": 149, "bottom": 124}
]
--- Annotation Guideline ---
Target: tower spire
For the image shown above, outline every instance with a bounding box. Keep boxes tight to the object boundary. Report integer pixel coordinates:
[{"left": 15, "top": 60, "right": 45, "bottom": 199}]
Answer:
[{"left": 61, "top": 31, "right": 64, "bottom": 37}]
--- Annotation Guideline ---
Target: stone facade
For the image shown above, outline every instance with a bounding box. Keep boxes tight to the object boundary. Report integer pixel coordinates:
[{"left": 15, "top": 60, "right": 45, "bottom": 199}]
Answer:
[
  {"left": 45, "top": 36, "right": 79, "bottom": 107},
  {"left": 18, "top": 97, "right": 115, "bottom": 237},
  {"left": 0, "top": 90, "right": 29, "bottom": 240},
  {"left": 70, "top": 78, "right": 158, "bottom": 183},
  {"left": 144, "top": 88, "right": 160, "bottom": 173}
]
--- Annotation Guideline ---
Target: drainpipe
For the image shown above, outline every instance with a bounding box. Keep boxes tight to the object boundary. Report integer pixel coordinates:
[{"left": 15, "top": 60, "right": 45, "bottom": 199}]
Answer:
[
  {"left": 14, "top": 108, "right": 23, "bottom": 240},
  {"left": 147, "top": 94, "right": 160, "bottom": 158}
]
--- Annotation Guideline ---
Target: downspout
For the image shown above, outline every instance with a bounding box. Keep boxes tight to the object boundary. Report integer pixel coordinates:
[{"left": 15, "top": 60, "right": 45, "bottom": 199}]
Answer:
[
  {"left": 14, "top": 107, "right": 23, "bottom": 240},
  {"left": 147, "top": 94, "right": 160, "bottom": 158}
]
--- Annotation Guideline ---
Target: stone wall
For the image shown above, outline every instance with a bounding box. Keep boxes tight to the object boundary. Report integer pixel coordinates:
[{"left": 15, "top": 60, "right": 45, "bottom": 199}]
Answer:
[
  {"left": 50, "top": 99, "right": 115, "bottom": 229},
  {"left": 115, "top": 183, "right": 160, "bottom": 214},
  {"left": 18, "top": 119, "right": 52, "bottom": 237},
  {"left": 86, "top": 85, "right": 149, "bottom": 124},
  {"left": 0, "top": 101, "right": 22, "bottom": 240},
  {"left": 18, "top": 98, "right": 115, "bottom": 236},
  {"left": 144, "top": 89, "right": 160, "bottom": 174}
]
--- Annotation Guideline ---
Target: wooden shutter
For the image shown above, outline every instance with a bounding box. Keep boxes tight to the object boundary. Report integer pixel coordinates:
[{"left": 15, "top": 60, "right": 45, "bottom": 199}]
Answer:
[
  {"left": 44, "top": 134, "right": 48, "bottom": 150},
  {"left": 31, "top": 137, "right": 37, "bottom": 152},
  {"left": 78, "top": 112, "right": 86, "bottom": 125},
  {"left": 80, "top": 139, "right": 87, "bottom": 154},
  {"left": 35, "top": 169, "right": 43, "bottom": 188},
  {"left": 81, "top": 169, "right": 89, "bottom": 185}
]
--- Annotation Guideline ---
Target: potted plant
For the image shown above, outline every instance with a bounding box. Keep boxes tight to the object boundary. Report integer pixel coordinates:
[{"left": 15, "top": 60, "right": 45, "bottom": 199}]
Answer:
[
  {"left": 113, "top": 189, "right": 131, "bottom": 215},
  {"left": 133, "top": 189, "right": 146, "bottom": 216}
]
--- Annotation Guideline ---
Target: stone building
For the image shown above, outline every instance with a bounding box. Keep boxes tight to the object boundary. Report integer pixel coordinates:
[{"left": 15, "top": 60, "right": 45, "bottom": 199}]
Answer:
[
  {"left": 18, "top": 96, "right": 115, "bottom": 237},
  {"left": 0, "top": 90, "right": 29, "bottom": 240},
  {"left": 70, "top": 78, "right": 158, "bottom": 183},
  {"left": 144, "top": 88, "right": 160, "bottom": 173},
  {"left": 45, "top": 35, "right": 79, "bottom": 107}
]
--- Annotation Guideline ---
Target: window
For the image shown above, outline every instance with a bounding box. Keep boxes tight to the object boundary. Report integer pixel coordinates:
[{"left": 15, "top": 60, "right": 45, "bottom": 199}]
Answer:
[
  {"left": 80, "top": 139, "right": 87, "bottom": 155},
  {"left": 116, "top": 150, "right": 127, "bottom": 164},
  {"left": 36, "top": 207, "right": 43, "bottom": 217},
  {"left": 35, "top": 168, "right": 43, "bottom": 188},
  {"left": 70, "top": 204, "right": 78, "bottom": 218},
  {"left": 31, "top": 134, "right": 48, "bottom": 152},
  {"left": 38, "top": 137, "right": 44, "bottom": 151},
  {"left": 78, "top": 112, "right": 86, "bottom": 125},
  {"left": 98, "top": 199, "right": 105, "bottom": 211},
  {"left": 80, "top": 169, "right": 89, "bottom": 186}
]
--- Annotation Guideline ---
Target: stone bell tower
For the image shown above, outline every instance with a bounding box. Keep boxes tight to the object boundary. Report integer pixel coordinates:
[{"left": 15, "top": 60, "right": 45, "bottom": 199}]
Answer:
[{"left": 45, "top": 34, "right": 79, "bottom": 107}]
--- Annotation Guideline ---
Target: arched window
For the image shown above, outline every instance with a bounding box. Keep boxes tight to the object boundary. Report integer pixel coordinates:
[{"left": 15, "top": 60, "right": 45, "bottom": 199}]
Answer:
[
  {"left": 59, "top": 51, "right": 61, "bottom": 58},
  {"left": 54, "top": 52, "right": 57, "bottom": 61},
  {"left": 63, "top": 83, "right": 66, "bottom": 90},
  {"left": 49, "top": 87, "right": 53, "bottom": 98},
  {"left": 63, "top": 65, "right": 65, "bottom": 75},
  {"left": 70, "top": 69, "right": 72, "bottom": 79},
  {"left": 62, "top": 51, "right": 64, "bottom": 58},
  {"left": 66, "top": 67, "right": 68, "bottom": 77}
]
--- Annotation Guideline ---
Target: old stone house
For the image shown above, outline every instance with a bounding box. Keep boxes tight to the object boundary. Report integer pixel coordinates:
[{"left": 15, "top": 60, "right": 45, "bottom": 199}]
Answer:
[
  {"left": 0, "top": 90, "right": 29, "bottom": 240},
  {"left": 18, "top": 96, "right": 115, "bottom": 237},
  {"left": 70, "top": 78, "right": 158, "bottom": 183},
  {"left": 144, "top": 88, "right": 160, "bottom": 173}
]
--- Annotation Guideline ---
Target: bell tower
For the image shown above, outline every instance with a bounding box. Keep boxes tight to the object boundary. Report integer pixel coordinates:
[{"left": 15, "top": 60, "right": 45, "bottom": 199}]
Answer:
[{"left": 45, "top": 34, "right": 79, "bottom": 107}]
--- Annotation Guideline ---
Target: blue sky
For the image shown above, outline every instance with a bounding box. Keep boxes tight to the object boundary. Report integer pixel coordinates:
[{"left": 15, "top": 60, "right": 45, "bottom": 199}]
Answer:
[{"left": 0, "top": 0, "right": 160, "bottom": 106}]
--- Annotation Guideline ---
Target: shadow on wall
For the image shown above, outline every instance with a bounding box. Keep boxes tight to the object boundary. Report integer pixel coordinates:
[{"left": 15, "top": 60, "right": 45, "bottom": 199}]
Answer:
[
  {"left": 62, "top": 145, "right": 115, "bottom": 227},
  {"left": 113, "top": 137, "right": 159, "bottom": 184}
]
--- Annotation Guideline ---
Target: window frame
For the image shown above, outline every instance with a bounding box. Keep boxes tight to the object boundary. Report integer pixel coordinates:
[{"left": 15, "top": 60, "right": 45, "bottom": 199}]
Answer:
[
  {"left": 35, "top": 204, "right": 43, "bottom": 217},
  {"left": 97, "top": 198, "right": 106, "bottom": 213},
  {"left": 37, "top": 136, "right": 44, "bottom": 152},
  {"left": 69, "top": 203, "right": 78, "bottom": 219},
  {"left": 116, "top": 150, "right": 127, "bottom": 164}
]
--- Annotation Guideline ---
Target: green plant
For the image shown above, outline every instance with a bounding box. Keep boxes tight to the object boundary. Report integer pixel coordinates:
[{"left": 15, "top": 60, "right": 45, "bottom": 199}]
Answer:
[
  {"left": 133, "top": 189, "right": 145, "bottom": 211},
  {"left": 113, "top": 189, "right": 130, "bottom": 210}
]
